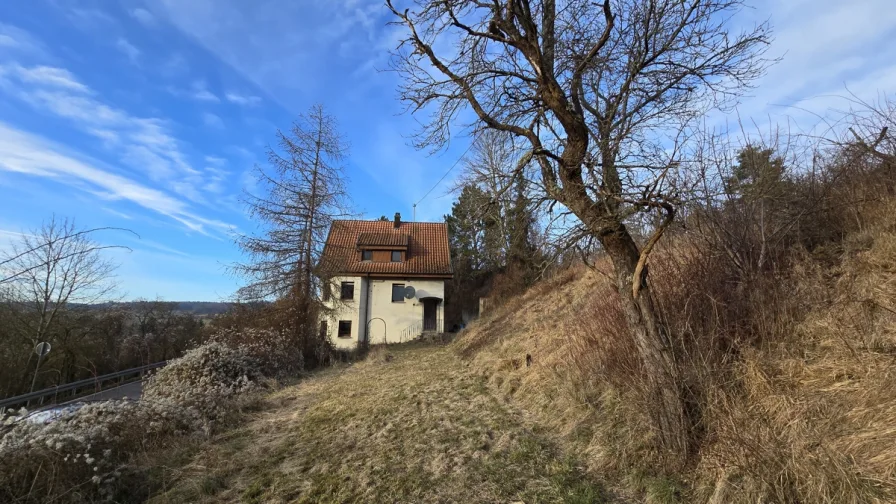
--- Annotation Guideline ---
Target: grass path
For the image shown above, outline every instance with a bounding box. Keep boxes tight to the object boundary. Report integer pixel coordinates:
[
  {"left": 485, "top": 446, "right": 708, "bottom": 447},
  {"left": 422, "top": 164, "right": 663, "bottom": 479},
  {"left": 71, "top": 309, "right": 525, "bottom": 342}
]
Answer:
[{"left": 147, "top": 343, "right": 605, "bottom": 503}]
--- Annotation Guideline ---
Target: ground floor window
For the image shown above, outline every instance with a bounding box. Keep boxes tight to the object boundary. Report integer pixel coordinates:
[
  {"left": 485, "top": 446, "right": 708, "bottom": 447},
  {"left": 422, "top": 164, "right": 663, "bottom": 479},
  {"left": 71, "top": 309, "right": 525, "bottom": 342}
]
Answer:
[{"left": 337, "top": 320, "right": 352, "bottom": 338}]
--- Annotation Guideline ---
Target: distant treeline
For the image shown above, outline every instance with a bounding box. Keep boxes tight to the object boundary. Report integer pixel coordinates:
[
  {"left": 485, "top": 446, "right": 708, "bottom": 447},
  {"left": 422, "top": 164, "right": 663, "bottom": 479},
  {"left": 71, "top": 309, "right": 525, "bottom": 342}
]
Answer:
[{"left": 84, "top": 301, "right": 249, "bottom": 317}]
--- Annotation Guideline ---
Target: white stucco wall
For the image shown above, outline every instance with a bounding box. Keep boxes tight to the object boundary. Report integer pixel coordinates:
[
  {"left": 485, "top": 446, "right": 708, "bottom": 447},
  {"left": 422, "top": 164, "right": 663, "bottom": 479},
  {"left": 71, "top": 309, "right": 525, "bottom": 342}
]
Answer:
[
  {"left": 321, "top": 276, "right": 446, "bottom": 348},
  {"left": 320, "top": 275, "right": 367, "bottom": 350}
]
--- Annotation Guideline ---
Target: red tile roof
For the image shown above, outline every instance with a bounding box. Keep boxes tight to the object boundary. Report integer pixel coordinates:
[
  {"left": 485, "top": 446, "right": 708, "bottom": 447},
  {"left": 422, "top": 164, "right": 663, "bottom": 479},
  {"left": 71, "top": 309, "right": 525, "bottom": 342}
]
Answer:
[
  {"left": 357, "top": 232, "right": 410, "bottom": 248},
  {"left": 320, "top": 220, "right": 452, "bottom": 277}
]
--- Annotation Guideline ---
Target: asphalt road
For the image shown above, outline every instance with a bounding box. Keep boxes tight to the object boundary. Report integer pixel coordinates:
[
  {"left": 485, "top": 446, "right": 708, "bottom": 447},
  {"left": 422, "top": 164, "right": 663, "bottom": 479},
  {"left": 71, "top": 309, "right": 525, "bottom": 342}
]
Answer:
[{"left": 75, "top": 380, "right": 143, "bottom": 402}]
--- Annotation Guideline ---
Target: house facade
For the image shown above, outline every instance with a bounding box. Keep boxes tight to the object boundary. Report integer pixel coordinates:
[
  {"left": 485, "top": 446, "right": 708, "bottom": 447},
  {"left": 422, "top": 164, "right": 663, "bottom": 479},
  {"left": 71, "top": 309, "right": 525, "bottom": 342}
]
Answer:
[{"left": 318, "top": 213, "right": 453, "bottom": 349}]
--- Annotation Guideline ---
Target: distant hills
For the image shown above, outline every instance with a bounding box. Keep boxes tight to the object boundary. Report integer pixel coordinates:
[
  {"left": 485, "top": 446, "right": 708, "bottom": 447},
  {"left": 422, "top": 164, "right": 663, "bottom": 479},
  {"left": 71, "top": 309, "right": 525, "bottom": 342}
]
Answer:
[{"left": 84, "top": 301, "right": 235, "bottom": 317}]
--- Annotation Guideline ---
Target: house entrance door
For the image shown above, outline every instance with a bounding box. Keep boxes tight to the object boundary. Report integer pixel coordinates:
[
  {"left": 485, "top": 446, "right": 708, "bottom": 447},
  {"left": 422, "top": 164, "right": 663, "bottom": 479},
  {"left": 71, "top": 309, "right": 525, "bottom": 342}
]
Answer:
[{"left": 422, "top": 299, "right": 438, "bottom": 331}]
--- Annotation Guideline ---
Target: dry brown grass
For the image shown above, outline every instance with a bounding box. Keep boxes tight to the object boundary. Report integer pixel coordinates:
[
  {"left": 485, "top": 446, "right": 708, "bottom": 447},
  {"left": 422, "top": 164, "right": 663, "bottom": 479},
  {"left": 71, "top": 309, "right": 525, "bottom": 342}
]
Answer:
[
  {"left": 145, "top": 342, "right": 605, "bottom": 503},
  {"left": 454, "top": 199, "right": 896, "bottom": 503}
]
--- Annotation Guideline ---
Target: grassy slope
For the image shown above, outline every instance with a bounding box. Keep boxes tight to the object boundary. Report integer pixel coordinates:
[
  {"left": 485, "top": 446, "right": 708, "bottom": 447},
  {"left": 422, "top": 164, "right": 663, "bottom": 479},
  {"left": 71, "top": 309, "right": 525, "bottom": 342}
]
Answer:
[
  {"left": 453, "top": 201, "right": 896, "bottom": 503},
  {"left": 147, "top": 343, "right": 605, "bottom": 503}
]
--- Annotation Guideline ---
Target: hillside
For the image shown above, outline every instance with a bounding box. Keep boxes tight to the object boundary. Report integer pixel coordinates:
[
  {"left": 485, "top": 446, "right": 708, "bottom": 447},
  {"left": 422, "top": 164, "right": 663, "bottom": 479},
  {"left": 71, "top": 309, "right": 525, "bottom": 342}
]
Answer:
[
  {"left": 453, "top": 199, "right": 896, "bottom": 502},
  {"left": 147, "top": 344, "right": 605, "bottom": 503}
]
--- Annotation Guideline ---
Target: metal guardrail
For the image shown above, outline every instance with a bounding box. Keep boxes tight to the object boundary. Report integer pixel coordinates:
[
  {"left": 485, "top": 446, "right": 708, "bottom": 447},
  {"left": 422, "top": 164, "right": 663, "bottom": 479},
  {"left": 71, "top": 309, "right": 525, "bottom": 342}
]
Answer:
[{"left": 0, "top": 361, "right": 167, "bottom": 413}]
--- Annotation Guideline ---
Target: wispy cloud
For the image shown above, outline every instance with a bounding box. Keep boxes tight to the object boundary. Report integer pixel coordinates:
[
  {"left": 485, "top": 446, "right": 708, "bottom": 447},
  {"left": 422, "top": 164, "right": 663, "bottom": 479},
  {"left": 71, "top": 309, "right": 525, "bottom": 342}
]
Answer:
[
  {"left": 115, "top": 38, "right": 141, "bottom": 64},
  {"left": 0, "top": 63, "right": 88, "bottom": 92},
  {"left": 708, "top": 0, "right": 896, "bottom": 132},
  {"left": 190, "top": 80, "right": 218, "bottom": 102},
  {"left": 0, "top": 23, "right": 45, "bottom": 55},
  {"left": 0, "top": 121, "right": 231, "bottom": 235},
  {"left": 204, "top": 155, "right": 227, "bottom": 166},
  {"left": 101, "top": 207, "right": 133, "bottom": 220},
  {"left": 65, "top": 7, "right": 116, "bottom": 31},
  {"left": 225, "top": 92, "right": 261, "bottom": 106},
  {"left": 168, "top": 80, "right": 220, "bottom": 102},
  {"left": 0, "top": 62, "right": 214, "bottom": 205},
  {"left": 134, "top": 238, "right": 191, "bottom": 257},
  {"left": 129, "top": 8, "right": 156, "bottom": 27},
  {"left": 203, "top": 112, "right": 224, "bottom": 129},
  {"left": 161, "top": 52, "right": 188, "bottom": 77}
]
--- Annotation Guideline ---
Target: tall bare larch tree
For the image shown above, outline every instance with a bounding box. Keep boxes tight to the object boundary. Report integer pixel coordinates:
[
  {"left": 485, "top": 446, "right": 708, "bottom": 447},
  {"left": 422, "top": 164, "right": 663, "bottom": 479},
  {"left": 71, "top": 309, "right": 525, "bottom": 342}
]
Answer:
[
  {"left": 235, "top": 105, "right": 351, "bottom": 360},
  {"left": 387, "top": 0, "right": 773, "bottom": 457}
]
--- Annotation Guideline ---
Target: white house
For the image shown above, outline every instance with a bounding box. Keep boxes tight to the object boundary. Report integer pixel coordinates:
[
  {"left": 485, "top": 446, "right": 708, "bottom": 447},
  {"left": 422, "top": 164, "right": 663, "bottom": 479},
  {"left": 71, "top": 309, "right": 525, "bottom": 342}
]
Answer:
[{"left": 318, "top": 213, "right": 453, "bottom": 349}]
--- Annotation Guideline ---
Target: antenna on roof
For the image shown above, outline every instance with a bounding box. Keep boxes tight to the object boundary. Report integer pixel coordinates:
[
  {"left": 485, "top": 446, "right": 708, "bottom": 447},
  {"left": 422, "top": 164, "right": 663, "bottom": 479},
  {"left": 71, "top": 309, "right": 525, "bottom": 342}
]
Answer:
[{"left": 413, "top": 203, "right": 416, "bottom": 222}]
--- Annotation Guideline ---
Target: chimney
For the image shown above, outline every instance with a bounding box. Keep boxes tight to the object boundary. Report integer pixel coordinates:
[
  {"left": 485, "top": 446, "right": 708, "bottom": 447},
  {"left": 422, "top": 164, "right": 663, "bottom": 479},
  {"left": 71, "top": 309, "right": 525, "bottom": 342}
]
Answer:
[{"left": 393, "top": 212, "right": 401, "bottom": 228}]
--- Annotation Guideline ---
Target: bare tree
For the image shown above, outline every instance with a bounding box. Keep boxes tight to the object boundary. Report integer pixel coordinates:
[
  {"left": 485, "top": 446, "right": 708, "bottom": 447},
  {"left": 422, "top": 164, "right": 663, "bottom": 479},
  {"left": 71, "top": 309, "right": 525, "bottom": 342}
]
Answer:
[
  {"left": 387, "top": 0, "right": 773, "bottom": 457},
  {"left": 1, "top": 217, "right": 120, "bottom": 389},
  {"left": 235, "top": 104, "right": 352, "bottom": 302},
  {"left": 234, "top": 105, "right": 352, "bottom": 366}
]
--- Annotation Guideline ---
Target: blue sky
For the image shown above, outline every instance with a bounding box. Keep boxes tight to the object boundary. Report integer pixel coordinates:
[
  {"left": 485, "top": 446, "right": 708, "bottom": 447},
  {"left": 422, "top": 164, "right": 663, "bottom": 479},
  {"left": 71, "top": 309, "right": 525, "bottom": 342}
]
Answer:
[{"left": 0, "top": 0, "right": 894, "bottom": 301}]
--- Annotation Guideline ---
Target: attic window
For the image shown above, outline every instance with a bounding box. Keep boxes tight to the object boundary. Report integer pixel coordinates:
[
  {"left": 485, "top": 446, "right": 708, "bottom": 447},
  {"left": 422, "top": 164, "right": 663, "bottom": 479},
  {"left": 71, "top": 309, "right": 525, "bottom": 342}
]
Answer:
[
  {"left": 391, "top": 250, "right": 401, "bottom": 262},
  {"left": 362, "top": 250, "right": 372, "bottom": 261}
]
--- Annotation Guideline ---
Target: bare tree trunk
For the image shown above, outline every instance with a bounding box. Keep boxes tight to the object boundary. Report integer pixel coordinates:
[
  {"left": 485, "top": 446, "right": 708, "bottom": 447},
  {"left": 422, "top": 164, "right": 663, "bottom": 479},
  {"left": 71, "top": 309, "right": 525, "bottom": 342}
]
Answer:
[{"left": 599, "top": 223, "right": 687, "bottom": 457}]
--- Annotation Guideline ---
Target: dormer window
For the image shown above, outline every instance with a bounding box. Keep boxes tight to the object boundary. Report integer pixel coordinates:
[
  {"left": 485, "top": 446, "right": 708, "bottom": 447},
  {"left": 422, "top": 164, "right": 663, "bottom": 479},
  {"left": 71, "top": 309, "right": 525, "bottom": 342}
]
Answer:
[
  {"left": 391, "top": 250, "right": 402, "bottom": 262},
  {"left": 362, "top": 250, "right": 372, "bottom": 261}
]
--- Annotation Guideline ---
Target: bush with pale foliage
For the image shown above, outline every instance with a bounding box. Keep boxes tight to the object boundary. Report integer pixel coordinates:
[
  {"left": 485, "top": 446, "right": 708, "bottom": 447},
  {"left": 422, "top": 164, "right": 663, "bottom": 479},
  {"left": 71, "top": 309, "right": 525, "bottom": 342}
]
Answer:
[
  {"left": 0, "top": 342, "right": 263, "bottom": 503},
  {"left": 143, "top": 342, "right": 262, "bottom": 424},
  {"left": 210, "top": 327, "right": 305, "bottom": 377}
]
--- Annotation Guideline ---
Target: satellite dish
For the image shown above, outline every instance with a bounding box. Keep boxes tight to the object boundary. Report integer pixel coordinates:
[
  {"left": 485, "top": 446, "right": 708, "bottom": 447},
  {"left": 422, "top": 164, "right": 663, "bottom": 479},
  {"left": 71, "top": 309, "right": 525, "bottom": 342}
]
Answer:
[
  {"left": 34, "top": 342, "right": 51, "bottom": 357},
  {"left": 404, "top": 285, "right": 416, "bottom": 299}
]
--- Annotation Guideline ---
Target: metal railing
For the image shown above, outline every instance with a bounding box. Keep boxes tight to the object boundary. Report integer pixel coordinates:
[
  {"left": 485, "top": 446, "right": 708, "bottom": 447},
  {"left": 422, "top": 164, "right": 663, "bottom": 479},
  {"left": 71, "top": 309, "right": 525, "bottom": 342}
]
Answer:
[
  {"left": 398, "top": 318, "right": 444, "bottom": 342},
  {"left": 0, "top": 361, "right": 166, "bottom": 413}
]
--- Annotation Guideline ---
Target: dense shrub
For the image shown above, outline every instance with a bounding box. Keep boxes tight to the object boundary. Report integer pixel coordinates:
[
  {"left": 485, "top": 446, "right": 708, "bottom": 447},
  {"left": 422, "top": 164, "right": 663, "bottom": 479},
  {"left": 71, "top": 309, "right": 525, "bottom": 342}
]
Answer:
[
  {"left": 0, "top": 342, "right": 263, "bottom": 503},
  {"left": 210, "top": 327, "right": 305, "bottom": 377},
  {"left": 143, "top": 342, "right": 262, "bottom": 423}
]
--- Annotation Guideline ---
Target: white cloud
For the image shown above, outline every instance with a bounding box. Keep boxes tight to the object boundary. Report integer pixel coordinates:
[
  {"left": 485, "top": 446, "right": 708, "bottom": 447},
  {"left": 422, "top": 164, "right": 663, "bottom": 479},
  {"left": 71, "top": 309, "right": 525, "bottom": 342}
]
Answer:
[
  {"left": 204, "top": 155, "right": 227, "bottom": 166},
  {"left": 129, "top": 8, "right": 156, "bottom": 27},
  {"left": 225, "top": 92, "right": 261, "bottom": 106},
  {"left": 0, "top": 63, "right": 88, "bottom": 92},
  {"left": 102, "top": 207, "right": 133, "bottom": 220},
  {"left": 0, "top": 63, "right": 212, "bottom": 204},
  {"left": 0, "top": 122, "right": 230, "bottom": 235},
  {"left": 65, "top": 8, "right": 116, "bottom": 31},
  {"left": 714, "top": 0, "right": 896, "bottom": 131},
  {"left": 152, "top": 0, "right": 392, "bottom": 103},
  {"left": 190, "top": 80, "right": 219, "bottom": 102},
  {"left": 115, "top": 38, "right": 141, "bottom": 64},
  {"left": 193, "top": 89, "right": 218, "bottom": 101},
  {"left": 203, "top": 112, "right": 224, "bottom": 129},
  {"left": 0, "top": 23, "right": 44, "bottom": 56},
  {"left": 168, "top": 80, "right": 221, "bottom": 102},
  {"left": 161, "top": 52, "right": 188, "bottom": 77}
]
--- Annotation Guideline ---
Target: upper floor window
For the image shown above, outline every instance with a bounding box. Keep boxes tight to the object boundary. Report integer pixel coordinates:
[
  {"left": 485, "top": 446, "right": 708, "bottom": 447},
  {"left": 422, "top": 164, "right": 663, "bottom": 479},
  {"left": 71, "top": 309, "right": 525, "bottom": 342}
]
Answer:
[
  {"left": 362, "top": 250, "right": 372, "bottom": 261},
  {"left": 391, "top": 251, "right": 402, "bottom": 262},
  {"left": 391, "top": 283, "right": 405, "bottom": 303},
  {"left": 341, "top": 281, "right": 355, "bottom": 300}
]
